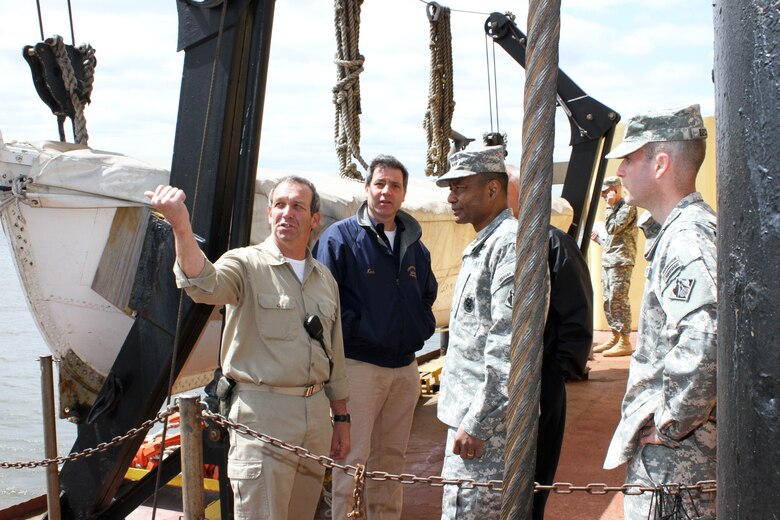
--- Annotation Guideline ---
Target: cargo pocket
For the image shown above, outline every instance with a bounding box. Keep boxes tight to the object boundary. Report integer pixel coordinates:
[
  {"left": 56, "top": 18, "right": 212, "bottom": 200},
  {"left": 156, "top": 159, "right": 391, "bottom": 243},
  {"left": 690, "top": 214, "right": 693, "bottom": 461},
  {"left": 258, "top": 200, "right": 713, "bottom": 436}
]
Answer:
[
  {"left": 256, "top": 293, "right": 297, "bottom": 339},
  {"left": 227, "top": 395, "right": 270, "bottom": 518},
  {"left": 228, "top": 460, "right": 270, "bottom": 519},
  {"left": 227, "top": 459, "right": 263, "bottom": 480}
]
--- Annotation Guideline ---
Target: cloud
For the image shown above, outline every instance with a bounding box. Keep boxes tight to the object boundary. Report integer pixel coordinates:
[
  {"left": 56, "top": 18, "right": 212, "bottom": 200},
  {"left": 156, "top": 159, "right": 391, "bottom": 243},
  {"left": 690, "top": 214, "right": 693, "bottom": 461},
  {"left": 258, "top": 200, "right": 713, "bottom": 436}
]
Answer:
[{"left": 1, "top": 0, "right": 715, "bottom": 177}]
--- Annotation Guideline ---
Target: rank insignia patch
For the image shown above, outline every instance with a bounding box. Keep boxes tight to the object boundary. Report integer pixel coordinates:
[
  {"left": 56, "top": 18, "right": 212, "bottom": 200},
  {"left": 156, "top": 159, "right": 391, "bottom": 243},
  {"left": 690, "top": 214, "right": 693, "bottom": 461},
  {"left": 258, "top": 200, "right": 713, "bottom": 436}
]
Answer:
[
  {"left": 463, "top": 296, "right": 474, "bottom": 313},
  {"left": 671, "top": 278, "right": 695, "bottom": 302}
]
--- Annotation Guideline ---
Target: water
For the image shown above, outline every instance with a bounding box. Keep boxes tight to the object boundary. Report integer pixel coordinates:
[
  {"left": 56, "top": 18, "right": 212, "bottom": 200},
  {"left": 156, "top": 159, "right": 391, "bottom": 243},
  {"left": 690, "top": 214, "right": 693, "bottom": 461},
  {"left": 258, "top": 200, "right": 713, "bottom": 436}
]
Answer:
[{"left": 0, "top": 233, "right": 77, "bottom": 508}]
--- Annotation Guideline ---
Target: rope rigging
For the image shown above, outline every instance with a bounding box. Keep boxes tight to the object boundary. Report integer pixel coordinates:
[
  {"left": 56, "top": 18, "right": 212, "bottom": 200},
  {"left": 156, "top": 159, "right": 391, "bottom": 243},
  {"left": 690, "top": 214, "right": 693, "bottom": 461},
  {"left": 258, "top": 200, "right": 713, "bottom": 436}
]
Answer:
[
  {"left": 27, "top": 1, "right": 94, "bottom": 145},
  {"left": 333, "top": 0, "right": 368, "bottom": 181},
  {"left": 483, "top": 28, "right": 507, "bottom": 149},
  {"left": 423, "top": 2, "right": 455, "bottom": 177},
  {"left": 50, "top": 36, "right": 94, "bottom": 145}
]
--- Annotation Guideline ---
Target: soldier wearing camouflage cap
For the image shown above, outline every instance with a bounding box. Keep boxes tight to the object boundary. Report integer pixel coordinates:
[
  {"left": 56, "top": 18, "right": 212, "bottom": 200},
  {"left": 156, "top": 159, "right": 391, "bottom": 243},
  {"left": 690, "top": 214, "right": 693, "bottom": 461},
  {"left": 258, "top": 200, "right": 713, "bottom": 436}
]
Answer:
[
  {"left": 435, "top": 145, "right": 516, "bottom": 518},
  {"left": 603, "top": 104, "right": 717, "bottom": 519},
  {"left": 590, "top": 175, "right": 638, "bottom": 357}
]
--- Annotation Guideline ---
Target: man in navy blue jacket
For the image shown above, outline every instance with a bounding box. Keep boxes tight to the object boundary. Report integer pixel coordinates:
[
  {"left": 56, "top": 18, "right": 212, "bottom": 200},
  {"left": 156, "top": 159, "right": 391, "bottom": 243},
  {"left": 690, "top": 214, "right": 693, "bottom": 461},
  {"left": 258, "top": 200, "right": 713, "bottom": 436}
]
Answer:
[{"left": 314, "top": 155, "right": 438, "bottom": 519}]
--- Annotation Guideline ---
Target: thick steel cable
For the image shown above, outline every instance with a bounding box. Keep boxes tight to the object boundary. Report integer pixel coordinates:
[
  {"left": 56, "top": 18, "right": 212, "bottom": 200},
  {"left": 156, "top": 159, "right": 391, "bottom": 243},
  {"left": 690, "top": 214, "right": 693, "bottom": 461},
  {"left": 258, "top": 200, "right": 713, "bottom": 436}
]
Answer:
[{"left": 502, "top": 0, "right": 560, "bottom": 518}]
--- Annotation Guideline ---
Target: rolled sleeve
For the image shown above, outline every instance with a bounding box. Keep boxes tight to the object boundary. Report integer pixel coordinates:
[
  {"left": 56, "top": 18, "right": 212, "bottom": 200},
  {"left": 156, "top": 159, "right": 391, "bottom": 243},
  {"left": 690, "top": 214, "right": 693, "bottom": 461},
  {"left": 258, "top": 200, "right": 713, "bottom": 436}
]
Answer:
[
  {"left": 174, "top": 254, "right": 214, "bottom": 291},
  {"left": 174, "top": 251, "right": 244, "bottom": 306}
]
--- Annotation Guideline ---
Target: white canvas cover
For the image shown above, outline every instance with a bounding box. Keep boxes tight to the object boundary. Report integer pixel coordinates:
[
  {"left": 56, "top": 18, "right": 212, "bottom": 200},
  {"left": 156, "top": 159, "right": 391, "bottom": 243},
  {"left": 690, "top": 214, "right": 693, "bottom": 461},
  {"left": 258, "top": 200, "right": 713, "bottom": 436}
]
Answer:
[{"left": 3, "top": 139, "right": 169, "bottom": 208}]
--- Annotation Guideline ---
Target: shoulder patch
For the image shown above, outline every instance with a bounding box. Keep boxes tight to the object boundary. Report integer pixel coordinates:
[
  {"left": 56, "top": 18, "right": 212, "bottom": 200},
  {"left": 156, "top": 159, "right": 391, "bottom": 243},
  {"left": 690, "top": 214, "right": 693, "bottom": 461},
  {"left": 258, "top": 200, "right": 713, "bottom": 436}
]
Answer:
[
  {"left": 505, "top": 288, "right": 514, "bottom": 309},
  {"left": 661, "top": 258, "right": 716, "bottom": 327},
  {"left": 670, "top": 278, "right": 695, "bottom": 302}
]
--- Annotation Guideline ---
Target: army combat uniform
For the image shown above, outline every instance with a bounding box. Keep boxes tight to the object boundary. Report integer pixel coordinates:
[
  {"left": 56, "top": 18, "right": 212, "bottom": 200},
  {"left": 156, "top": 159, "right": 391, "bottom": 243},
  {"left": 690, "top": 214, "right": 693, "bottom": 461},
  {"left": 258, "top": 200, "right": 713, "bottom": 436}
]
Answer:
[
  {"left": 604, "top": 193, "right": 717, "bottom": 519},
  {"left": 599, "top": 199, "right": 638, "bottom": 336},
  {"left": 437, "top": 208, "right": 517, "bottom": 519}
]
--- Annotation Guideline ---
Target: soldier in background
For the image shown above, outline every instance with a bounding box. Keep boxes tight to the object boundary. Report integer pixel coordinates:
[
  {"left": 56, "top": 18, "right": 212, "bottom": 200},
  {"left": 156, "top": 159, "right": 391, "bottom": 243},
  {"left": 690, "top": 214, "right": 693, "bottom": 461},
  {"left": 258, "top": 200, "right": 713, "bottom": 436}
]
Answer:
[
  {"left": 602, "top": 104, "right": 717, "bottom": 519},
  {"left": 591, "top": 176, "right": 638, "bottom": 357}
]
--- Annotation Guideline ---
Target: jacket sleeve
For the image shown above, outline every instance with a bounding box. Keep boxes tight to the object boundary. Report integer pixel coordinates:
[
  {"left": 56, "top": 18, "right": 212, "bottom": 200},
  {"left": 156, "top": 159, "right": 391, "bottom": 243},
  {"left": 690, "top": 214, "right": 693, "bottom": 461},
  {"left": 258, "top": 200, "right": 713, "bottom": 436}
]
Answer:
[
  {"left": 547, "top": 231, "right": 593, "bottom": 380},
  {"left": 420, "top": 243, "right": 438, "bottom": 337},
  {"left": 605, "top": 203, "right": 637, "bottom": 236}
]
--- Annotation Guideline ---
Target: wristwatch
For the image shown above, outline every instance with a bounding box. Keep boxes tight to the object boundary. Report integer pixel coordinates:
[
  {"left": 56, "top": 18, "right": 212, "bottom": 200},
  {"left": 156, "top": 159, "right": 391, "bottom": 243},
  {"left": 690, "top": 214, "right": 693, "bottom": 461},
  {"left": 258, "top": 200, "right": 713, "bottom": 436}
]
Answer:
[{"left": 332, "top": 414, "right": 351, "bottom": 424}]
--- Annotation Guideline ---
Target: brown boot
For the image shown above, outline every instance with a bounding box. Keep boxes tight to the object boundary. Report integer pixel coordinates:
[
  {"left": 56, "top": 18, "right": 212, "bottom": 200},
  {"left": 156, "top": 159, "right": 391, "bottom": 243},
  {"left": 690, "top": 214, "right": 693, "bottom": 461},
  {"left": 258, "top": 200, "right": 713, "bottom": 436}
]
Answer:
[
  {"left": 593, "top": 331, "right": 620, "bottom": 353},
  {"left": 603, "top": 334, "right": 633, "bottom": 357}
]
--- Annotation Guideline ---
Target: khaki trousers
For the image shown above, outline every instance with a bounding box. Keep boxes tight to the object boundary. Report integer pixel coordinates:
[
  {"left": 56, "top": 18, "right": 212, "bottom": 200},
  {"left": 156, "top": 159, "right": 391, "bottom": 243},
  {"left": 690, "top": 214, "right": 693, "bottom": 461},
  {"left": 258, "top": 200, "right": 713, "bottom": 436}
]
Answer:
[
  {"left": 228, "top": 387, "right": 331, "bottom": 520},
  {"left": 332, "top": 358, "right": 420, "bottom": 520}
]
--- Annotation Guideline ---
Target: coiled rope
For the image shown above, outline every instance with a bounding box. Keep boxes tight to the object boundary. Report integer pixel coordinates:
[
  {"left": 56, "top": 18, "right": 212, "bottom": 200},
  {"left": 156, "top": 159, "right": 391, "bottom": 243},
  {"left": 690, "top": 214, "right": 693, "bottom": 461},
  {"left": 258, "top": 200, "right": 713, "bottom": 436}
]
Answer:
[
  {"left": 503, "top": 0, "right": 560, "bottom": 518},
  {"left": 423, "top": 2, "right": 455, "bottom": 177},
  {"left": 333, "top": 0, "right": 368, "bottom": 181}
]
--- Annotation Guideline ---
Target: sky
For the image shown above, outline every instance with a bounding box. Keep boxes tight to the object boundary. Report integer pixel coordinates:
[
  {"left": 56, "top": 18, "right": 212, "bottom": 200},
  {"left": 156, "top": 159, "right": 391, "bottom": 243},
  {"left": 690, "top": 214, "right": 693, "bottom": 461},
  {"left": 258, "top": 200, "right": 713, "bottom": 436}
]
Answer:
[{"left": 0, "top": 0, "right": 715, "bottom": 178}]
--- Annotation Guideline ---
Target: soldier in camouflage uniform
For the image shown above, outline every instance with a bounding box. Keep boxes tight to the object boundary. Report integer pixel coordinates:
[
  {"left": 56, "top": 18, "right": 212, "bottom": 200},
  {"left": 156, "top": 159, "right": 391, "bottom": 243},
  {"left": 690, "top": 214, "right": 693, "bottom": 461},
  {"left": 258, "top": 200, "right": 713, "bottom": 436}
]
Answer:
[
  {"left": 591, "top": 176, "right": 638, "bottom": 356},
  {"left": 435, "top": 145, "right": 516, "bottom": 519},
  {"left": 603, "top": 104, "right": 717, "bottom": 520}
]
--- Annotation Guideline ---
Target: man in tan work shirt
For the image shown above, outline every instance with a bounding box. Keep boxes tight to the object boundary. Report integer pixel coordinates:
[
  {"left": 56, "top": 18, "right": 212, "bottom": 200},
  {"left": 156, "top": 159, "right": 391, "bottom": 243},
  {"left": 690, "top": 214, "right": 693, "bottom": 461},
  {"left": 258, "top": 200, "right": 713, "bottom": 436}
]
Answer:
[{"left": 146, "top": 176, "right": 350, "bottom": 520}]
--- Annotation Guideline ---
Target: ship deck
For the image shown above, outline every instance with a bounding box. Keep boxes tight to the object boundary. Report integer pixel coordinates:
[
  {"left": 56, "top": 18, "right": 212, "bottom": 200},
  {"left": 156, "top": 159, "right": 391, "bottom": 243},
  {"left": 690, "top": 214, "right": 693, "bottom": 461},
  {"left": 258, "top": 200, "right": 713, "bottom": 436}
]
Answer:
[{"left": 402, "top": 329, "right": 631, "bottom": 520}]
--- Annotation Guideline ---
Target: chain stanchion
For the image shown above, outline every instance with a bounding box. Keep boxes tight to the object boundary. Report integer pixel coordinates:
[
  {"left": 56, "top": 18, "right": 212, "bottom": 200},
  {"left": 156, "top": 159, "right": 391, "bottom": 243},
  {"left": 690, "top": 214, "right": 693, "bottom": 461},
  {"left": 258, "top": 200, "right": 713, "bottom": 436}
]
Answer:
[{"left": 347, "top": 463, "right": 365, "bottom": 519}]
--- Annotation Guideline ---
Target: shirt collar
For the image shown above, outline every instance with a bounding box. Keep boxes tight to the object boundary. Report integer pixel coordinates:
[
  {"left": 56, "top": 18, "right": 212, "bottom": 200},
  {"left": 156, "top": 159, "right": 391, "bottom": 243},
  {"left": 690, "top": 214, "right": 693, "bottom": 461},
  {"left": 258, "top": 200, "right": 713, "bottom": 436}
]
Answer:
[
  {"left": 259, "top": 236, "right": 318, "bottom": 272},
  {"left": 464, "top": 208, "right": 514, "bottom": 256},
  {"left": 644, "top": 192, "right": 704, "bottom": 260}
]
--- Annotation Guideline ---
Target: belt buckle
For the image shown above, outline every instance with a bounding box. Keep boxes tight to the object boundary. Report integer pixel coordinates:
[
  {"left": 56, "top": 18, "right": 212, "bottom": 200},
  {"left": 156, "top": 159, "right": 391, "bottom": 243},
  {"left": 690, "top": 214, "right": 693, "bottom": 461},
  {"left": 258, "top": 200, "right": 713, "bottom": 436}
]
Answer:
[{"left": 303, "top": 384, "right": 315, "bottom": 397}]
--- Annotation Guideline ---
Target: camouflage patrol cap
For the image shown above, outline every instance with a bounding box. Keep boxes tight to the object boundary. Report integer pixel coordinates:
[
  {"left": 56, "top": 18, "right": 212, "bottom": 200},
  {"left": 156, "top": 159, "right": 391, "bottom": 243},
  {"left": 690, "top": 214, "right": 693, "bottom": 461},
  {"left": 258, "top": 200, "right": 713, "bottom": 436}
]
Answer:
[
  {"left": 435, "top": 145, "right": 506, "bottom": 187},
  {"left": 601, "top": 176, "right": 621, "bottom": 191},
  {"left": 605, "top": 104, "right": 708, "bottom": 159}
]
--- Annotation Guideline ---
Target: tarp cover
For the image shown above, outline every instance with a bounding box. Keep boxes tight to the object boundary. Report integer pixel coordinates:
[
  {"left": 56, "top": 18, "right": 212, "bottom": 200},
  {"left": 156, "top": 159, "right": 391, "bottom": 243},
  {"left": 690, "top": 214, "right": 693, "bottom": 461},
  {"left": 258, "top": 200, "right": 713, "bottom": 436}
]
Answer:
[{"left": 10, "top": 140, "right": 169, "bottom": 207}]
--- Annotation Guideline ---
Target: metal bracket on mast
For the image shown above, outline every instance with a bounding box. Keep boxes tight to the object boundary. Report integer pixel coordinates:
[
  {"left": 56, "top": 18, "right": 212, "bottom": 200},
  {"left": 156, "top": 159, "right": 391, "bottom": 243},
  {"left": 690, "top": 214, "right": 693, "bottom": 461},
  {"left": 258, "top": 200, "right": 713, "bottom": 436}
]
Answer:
[{"left": 485, "top": 12, "right": 620, "bottom": 253}]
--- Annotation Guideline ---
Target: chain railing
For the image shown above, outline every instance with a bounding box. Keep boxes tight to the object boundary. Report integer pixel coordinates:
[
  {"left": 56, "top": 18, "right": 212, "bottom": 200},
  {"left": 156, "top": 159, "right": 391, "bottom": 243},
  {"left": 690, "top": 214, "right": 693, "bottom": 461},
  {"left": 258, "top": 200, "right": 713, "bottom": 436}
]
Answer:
[
  {"left": 0, "top": 404, "right": 177, "bottom": 470},
  {"left": 200, "top": 408, "right": 715, "bottom": 496},
  {"left": 1, "top": 402, "right": 717, "bottom": 500}
]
